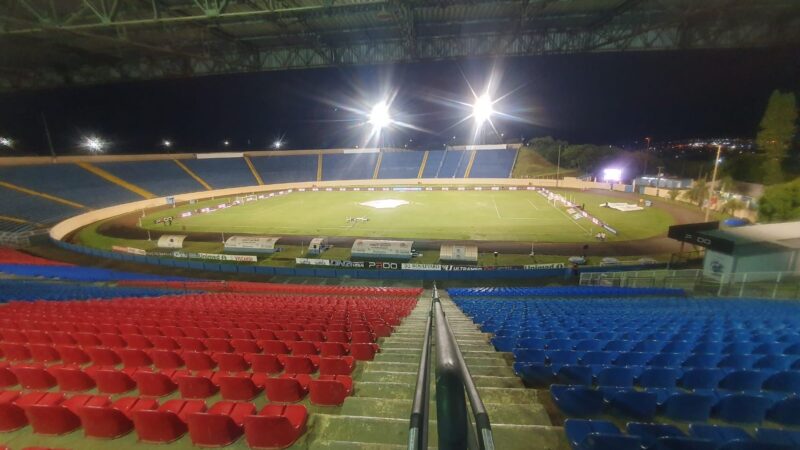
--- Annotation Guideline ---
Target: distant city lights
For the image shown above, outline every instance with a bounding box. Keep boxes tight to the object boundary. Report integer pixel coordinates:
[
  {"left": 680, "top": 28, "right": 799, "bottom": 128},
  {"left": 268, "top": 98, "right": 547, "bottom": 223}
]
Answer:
[{"left": 82, "top": 136, "right": 106, "bottom": 153}]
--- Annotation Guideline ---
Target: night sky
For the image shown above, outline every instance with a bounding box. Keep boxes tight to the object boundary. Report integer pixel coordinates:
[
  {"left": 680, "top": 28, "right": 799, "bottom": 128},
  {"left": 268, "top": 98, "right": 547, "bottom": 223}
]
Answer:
[{"left": 1, "top": 48, "right": 798, "bottom": 155}]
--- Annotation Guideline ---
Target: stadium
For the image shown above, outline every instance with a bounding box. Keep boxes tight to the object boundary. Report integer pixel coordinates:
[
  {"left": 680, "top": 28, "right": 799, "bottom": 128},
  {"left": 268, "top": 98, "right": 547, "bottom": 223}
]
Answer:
[{"left": 1, "top": 1, "right": 800, "bottom": 450}]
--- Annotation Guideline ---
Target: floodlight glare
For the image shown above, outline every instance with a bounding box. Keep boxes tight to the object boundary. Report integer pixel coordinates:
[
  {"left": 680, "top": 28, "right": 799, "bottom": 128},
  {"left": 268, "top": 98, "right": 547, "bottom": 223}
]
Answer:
[
  {"left": 162, "top": 140, "right": 172, "bottom": 148},
  {"left": 273, "top": 140, "right": 283, "bottom": 149},
  {"left": 473, "top": 94, "right": 494, "bottom": 124},
  {"left": 223, "top": 140, "right": 230, "bottom": 146},
  {"left": 0, "top": 137, "right": 12, "bottom": 148},
  {"left": 369, "top": 101, "right": 391, "bottom": 129},
  {"left": 82, "top": 136, "right": 106, "bottom": 153},
  {"left": 603, "top": 168, "right": 623, "bottom": 182}
]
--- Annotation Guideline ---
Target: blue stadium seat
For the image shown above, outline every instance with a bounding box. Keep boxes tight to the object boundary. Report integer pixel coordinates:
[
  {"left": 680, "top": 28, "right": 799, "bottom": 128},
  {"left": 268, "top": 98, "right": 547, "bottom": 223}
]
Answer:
[
  {"left": 754, "top": 355, "right": 798, "bottom": 371},
  {"left": 517, "top": 337, "right": 547, "bottom": 349},
  {"left": 596, "top": 367, "right": 639, "bottom": 387},
  {"left": 683, "top": 354, "right": 723, "bottom": 369},
  {"left": 614, "top": 352, "right": 654, "bottom": 366},
  {"left": 551, "top": 385, "right": 605, "bottom": 417},
  {"left": 515, "top": 363, "right": 555, "bottom": 386},
  {"left": 662, "top": 393, "right": 715, "bottom": 421},
  {"left": 627, "top": 422, "right": 685, "bottom": 448},
  {"left": 761, "top": 371, "right": 800, "bottom": 394},
  {"left": 548, "top": 350, "right": 582, "bottom": 366},
  {"left": 663, "top": 341, "right": 693, "bottom": 353},
  {"left": 718, "top": 354, "right": 760, "bottom": 370},
  {"left": 756, "top": 428, "right": 800, "bottom": 447},
  {"left": 680, "top": 368, "right": 728, "bottom": 390},
  {"left": 581, "top": 352, "right": 617, "bottom": 366},
  {"left": 718, "top": 441, "right": 794, "bottom": 450},
  {"left": 650, "top": 436, "right": 717, "bottom": 450},
  {"left": 694, "top": 342, "right": 725, "bottom": 354},
  {"left": 649, "top": 353, "right": 688, "bottom": 368},
  {"left": 718, "top": 370, "right": 773, "bottom": 392},
  {"left": 689, "top": 424, "right": 752, "bottom": 446},
  {"left": 765, "top": 397, "right": 800, "bottom": 426},
  {"left": 712, "top": 394, "right": 773, "bottom": 424},
  {"left": 512, "top": 349, "right": 547, "bottom": 363},
  {"left": 575, "top": 340, "right": 604, "bottom": 351},
  {"left": 605, "top": 390, "right": 657, "bottom": 420},
  {"left": 557, "top": 365, "right": 594, "bottom": 386},
  {"left": 639, "top": 368, "right": 682, "bottom": 389},
  {"left": 753, "top": 343, "right": 788, "bottom": 355},
  {"left": 723, "top": 342, "right": 757, "bottom": 355},
  {"left": 564, "top": 419, "right": 641, "bottom": 450}
]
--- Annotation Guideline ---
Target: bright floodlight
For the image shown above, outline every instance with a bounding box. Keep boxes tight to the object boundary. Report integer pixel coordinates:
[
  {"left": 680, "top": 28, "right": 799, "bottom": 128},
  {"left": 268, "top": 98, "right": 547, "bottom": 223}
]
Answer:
[
  {"left": 273, "top": 140, "right": 283, "bottom": 149},
  {"left": 162, "top": 140, "right": 172, "bottom": 148},
  {"left": 82, "top": 136, "right": 106, "bottom": 153},
  {"left": 603, "top": 168, "right": 623, "bottom": 182},
  {"left": 473, "top": 94, "right": 494, "bottom": 124},
  {"left": 223, "top": 140, "right": 230, "bottom": 146},
  {"left": 0, "top": 137, "right": 12, "bottom": 148},
  {"left": 369, "top": 101, "right": 391, "bottom": 129}
]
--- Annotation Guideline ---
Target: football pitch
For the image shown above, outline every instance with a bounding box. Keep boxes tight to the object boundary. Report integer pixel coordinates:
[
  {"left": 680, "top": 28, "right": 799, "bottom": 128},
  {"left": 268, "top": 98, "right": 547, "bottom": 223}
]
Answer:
[{"left": 141, "top": 189, "right": 674, "bottom": 243}]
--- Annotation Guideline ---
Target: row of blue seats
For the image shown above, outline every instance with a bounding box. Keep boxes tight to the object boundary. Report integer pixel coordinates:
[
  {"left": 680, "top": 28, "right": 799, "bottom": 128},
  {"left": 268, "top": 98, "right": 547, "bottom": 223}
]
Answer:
[
  {"left": 513, "top": 349, "right": 800, "bottom": 369},
  {"left": 494, "top": 336, "right": 800, "bottom": 353},
  {"left": 566, "top": 419, "right": 800, "bottom": 450},
  {"left": 551, "top": 384, "right": 799, "bottom": 425},
  {"left": 517, "top": 363, "right": 799, "bottom": 392},
  {"left": 0, "top": 265, "right": 189, "bottom": 282},
  {"left": 0, "top": 281, "right": 178, "bottom": 302},
  {"left": 449, "top": 286, "right": 685, "bottom": 297}
]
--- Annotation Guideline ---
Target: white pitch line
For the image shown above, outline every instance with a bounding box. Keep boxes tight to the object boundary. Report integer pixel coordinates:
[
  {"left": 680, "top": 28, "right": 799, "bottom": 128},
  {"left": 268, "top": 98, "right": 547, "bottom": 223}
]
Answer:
[
  {"left": 491, "top": 196, "right": 502, "bottom": 219},
  {"left": 527, "top": 198, "right": 540, "bottom": 210},
  {"left": 545, "top": 197, "right": 590, "bottom": 234}
]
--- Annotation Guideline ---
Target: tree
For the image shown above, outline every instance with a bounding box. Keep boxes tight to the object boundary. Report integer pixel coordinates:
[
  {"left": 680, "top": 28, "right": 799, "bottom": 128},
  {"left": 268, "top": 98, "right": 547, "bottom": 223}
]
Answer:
[
  {"left": 668, "top": 189, "right": 680, "bottom": 201},
  {"left": 757, "top": 90, "right": 798, "bottom": 184},
  {"left": 758, "top": 178, "right": 800, "bottom": 222},
  {"left": 721, "top": 198, "right": 746, "bottom": 216},
  {"left": 686, "top": 178, "right": 708, "bottom": 206}
]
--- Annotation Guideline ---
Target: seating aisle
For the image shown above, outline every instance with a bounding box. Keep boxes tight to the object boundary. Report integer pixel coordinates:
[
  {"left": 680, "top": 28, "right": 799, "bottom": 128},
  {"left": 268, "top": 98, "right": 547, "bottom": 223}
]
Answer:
[{"left": 437, "top": 291, "right": 570, "bottom": 450}]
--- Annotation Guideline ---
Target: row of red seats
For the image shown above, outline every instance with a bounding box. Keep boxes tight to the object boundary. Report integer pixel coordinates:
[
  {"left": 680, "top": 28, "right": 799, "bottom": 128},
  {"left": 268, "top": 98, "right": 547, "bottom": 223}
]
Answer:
[
  {"left": 0, "top": 320, "right": 390, "bottom": 337},
  {"left": 118, "top": 279, "right": 422, "bottom": 296},
  {"left": 0, "top": 361, "right": 353, "bottom": 404},
  {"left": 0, "top": 391, "right": 307, "bottom": 448},
  {"left": 1, "top": 343, "right": 365, "bottom": 372},
  {"left": 0, "top": 249, "right": 70, "bottom": 266}
]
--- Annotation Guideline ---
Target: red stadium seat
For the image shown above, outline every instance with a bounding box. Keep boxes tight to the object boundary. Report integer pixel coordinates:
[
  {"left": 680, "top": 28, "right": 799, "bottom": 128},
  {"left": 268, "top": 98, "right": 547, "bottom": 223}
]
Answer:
[
  {"left": 289, "top": 341, "right": 319, "bottom": 356},
  {"left": 245, "top": 354, "right": 283, "bottom": 374},
  {"left": 214, "top": 352, "right": 251, "bottom": 372},
  {"left": 49, "top": 365, "right": 96, "bottom": 392},
  {"left": 275, "top": 331, "right": 300, "bottom": 341},
  {"left": 253, "top": 330, "right": 277, "bottom": 340},
  {"left": 264, "top": 374, "right": 311, "bottom": 403},
  {"left": 259, "top": 340, "right": 290, "bottom": 355},
  {"left": 28, "top": 344, "right": 60, "bottom": 363},
  {"left": 206, "top": 328, "right": 229, "bottom": 339},
  {"left": 25, "top": 393, "right": 108, "bottom": 435},
  {"left": 133, "top": 370, "right": 178, "bottom": 397},
  {"left": 279, "top": 355, "right": 319, "bottom": 374},
  {"left": 350, "top": 331, "right": 376, "bottom": 343},
  {"left": 48, "top": 332, "right": 77, "bottom": 346},
  {"left": 231, "top": 338, "right": 261, "bottom": 354},
  {"left": 55, "top": 345, "right": 90, "bottom": 365},
  {"left": 88, "top": 367, "right": 137, "bottom": 394},
  {"left": 117, "top": 324, "right": 140, "bottom": 334},
  {"left": 150, "top": 349, "right": 185, "bottom": 369},
  {"left": 72, "top": 332, "right": 102, "bottom": 347},
  {"left": 351, "top": 343, "right": 380, "bottom": 361},
  {"left": 133, "top": 399, "right": 206, "bottom": 443},
  {"left": 300, "top": 331, "right": 325, "bottom": 342},
  {"left": 98, "top": 333, "right": 127, "bottom": 348},
  {"left": 78, "top": 397, "right": 158, "bottom": 438},
  {"left": 319, "top": 342, "right": 350, "bottom": 357},
  {"left": 11, "top": 364, "right": 57, "bottom": 389},
  {"left": 0, "top": 390, "right": 27, "bottom": 431},
  {"left": 23, "top": 331, "right": 52, "bottom": 345},
  {"left": 0, "top": 363, "right": 17, "bottom": 388},
  {"left": 123, "top": 334, "right": 153, "bottom": 349},
  {"left": 118, "top": 348, "right": 153, "bottom": 368},
  {"left": 151, "top": 336, "right": 180, "bottom": 350},
  {"left": 218, "top": 373, "right": 267, "bottom": 401},
  {"left": 176, "top": 337, "right": 206, "bottom": 351},
  {"left": 309, "top": 375, "right": 353, "bottom": 406},
  {"left": 0, "top": 342, "right": 32, "bottom": 361},
  {"left": 181, "top": 327, "right": 208, "bottom": 338},
  {"left": 175, "top": 370, "right": 220, "bottom": 399},
  {"left": 85, "top": 347, "right": 122, "bottom": 366},
  {"left": 324, "top": 332, "right": 350, "bottom": 343},
  {"left": 244, "top": 404, "right": 307, "bottom": 449},
  {"left": 187, "top": 401, "right": 255, "bottom": 447},
  {"left": 183, "top": 351, "right": 217, "bottom": 371},
  {"left": 319, "top": 356, "right": 355, "bottom": 376},
  {"left": 228, "top": 328, "right": 253, "bottom": 339},
  {"left": 1, "top": 329, "right": 28, "bottom": 343}
]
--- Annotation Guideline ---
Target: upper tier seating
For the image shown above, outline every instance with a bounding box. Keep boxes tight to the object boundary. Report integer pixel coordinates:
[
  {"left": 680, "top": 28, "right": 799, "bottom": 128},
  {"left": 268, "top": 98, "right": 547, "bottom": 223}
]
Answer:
[
  {"left": 0, "top": 185, "right": 80, "bottom": 224},
  {"left": 0, "top": 264, "right": 188, "bottom": 283},
  {"left": 118, "top": 280, "right": 422, "bottom": 297},
  {"left": 0, "top": 280, "right": 178, "bottom": 302},
  {"left": 250, "top": 155, "right": 318, "bottom": 184},
  {"left": 430, "top": 150, "right": 470, "bottom": 178},
  {"left": 420, "top": 150, "right": 445, "bottom": 178},
  {"left": 96, "top": 160, "right": 205, "bottom": 196},
  {"left": 0, "top": 249, "right": 70, "bottom": 266},
  {"left": 452, "top": 289, "right": 800, "bottom": 450},
  {"left": 377, "top": 152, "right": 425, "bottom": 179},
  {"left": 181, "top": 158, "right": 257, "bottom": 189},
  {"left": 0, "top": 164, "right": 140, "bottom": 208},
  {"left": 448, "top": 286, "right": 686, "bottom": 298},
  {"left": 468, "top": 149, "right": 517, "bottom": 178},
  {"left": 0, "top": 289, "right": 416, "bottom": 448},
  {"left": 322, "top": 153, "right": 379, "bottom": 181}
]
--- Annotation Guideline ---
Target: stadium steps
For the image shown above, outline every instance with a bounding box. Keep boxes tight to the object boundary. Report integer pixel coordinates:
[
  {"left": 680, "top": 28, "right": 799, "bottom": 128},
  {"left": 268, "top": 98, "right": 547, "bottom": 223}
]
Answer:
[{"left": 75, "top": 162, "right": 156, "bottom": 199}]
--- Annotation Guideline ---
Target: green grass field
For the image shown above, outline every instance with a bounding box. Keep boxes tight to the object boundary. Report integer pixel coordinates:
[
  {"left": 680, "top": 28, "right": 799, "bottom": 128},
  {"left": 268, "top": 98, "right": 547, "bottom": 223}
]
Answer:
[{"left": 140, "top": 189, "right": 673, "bottom": 243}]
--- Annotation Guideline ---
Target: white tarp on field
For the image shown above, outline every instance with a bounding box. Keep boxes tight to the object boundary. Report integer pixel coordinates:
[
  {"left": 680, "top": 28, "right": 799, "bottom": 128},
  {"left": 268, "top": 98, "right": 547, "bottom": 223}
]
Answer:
[
  {"left": 224, "top": 236, "right": 280, "bottom": 254},
  {"left": 351, "top": 239, "right": 413, "bottom": 260},
  {"left": 359, "top": 199, "right": 409, "bottom": 209},
  {"left": 604, "top": 202, "right": 644, "bottom": 212},
  {"left": 157, "top": 235, "right": 187, "bottom": 249}
]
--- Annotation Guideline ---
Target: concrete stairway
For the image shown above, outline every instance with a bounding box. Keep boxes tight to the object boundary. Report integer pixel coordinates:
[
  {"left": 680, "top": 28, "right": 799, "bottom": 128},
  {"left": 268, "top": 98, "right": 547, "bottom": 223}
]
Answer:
[{"left": 308, "top": 290, "right": 570, "bottom": 450}]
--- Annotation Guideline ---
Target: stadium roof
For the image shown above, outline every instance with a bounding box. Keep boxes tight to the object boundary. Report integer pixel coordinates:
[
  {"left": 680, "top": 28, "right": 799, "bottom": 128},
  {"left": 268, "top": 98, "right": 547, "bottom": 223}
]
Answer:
[{"left": 1, "top": 0, "right": 799, "bottom": 92}]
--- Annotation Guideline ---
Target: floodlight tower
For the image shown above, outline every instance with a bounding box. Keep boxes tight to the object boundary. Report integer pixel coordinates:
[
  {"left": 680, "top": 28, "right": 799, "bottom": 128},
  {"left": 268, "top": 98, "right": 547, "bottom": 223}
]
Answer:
[
  {"left": 82, "top": 136, "right": 106, "bottom": 153},
  {"left": 369, "top": 101, "right": 391, "bottom": 147},
  {"left": 472, "top": 94, "right": 494, "bottom": 144}
]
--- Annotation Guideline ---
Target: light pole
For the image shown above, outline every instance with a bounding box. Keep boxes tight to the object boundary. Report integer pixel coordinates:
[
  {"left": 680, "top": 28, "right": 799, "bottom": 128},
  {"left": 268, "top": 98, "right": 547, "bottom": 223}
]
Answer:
[
  {"left": 655, "top": 166, "right": 664, "bottom": 198},
  {"left": 704, "top": 144, "right": 723, "bottom": 222},
  {"left": 555, "top": 144, "right": 562, "bottom": 187}
]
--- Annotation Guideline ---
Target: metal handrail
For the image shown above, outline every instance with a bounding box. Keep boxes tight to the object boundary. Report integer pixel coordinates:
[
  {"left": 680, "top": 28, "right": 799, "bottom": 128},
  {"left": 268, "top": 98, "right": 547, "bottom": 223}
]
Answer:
[{"left": 408, "top": 291, "right": 433, "bottom": 450}]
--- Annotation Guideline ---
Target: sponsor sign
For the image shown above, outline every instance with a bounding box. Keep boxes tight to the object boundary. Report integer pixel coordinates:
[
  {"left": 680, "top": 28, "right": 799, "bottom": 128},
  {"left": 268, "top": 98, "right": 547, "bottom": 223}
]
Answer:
[
  {"left": 401, "top": 263, "right": 442, "bottom": 270},
  {"left": 295, "top": 258, "right": 330, "bottom": 266},
  {"left": 111, "top": 246, "right": 146, "bottom": 256},
  {"left": 524, "top": 263, "right": 566, "bottom": 269},
  {"left": 224, "top": 236, "right": 279, "bottom": 254},
  {"left": 172, "top": 251, "right": 256, "bottom": 262}
]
